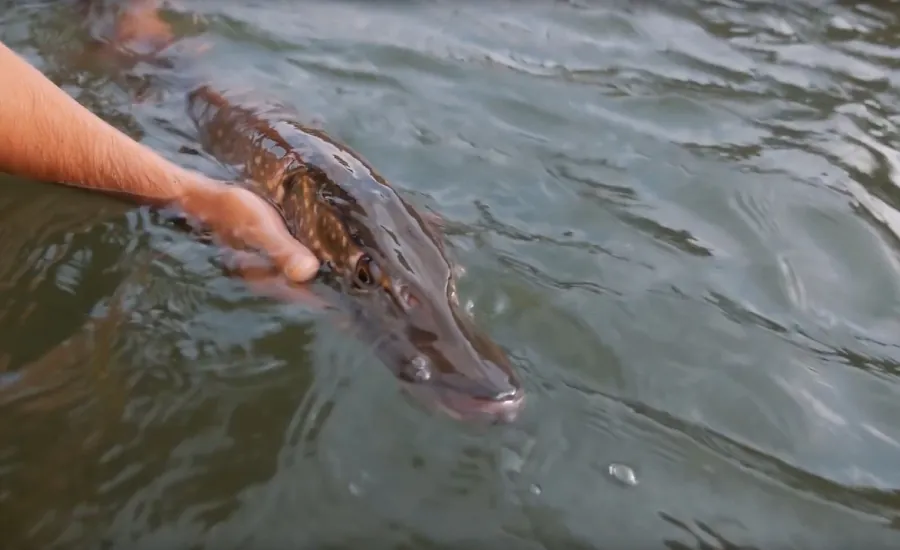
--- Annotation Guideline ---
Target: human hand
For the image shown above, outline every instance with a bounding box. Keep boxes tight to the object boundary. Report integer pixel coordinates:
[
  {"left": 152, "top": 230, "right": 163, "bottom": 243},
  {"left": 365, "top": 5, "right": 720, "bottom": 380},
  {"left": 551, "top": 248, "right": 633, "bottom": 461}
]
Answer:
[
  {"left": 177, "top": 176, "right": 320, "bottom": 283},
  {"left": 0, "top": 37, "right": 319, "bottom": 286}
]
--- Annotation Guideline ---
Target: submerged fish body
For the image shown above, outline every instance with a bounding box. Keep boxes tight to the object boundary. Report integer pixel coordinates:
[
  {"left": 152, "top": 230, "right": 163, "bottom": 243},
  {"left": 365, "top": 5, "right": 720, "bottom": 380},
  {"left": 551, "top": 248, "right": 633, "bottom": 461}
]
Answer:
[{"left": 186, "top": 85, "right": 525, "bottom": 423}]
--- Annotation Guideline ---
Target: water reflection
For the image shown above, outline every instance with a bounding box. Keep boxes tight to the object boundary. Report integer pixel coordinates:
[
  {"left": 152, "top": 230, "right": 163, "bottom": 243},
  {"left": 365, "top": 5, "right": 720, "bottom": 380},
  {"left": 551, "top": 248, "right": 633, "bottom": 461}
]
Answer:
[{"left": 7, "top": 0, "right": 900, "bottom": 547}]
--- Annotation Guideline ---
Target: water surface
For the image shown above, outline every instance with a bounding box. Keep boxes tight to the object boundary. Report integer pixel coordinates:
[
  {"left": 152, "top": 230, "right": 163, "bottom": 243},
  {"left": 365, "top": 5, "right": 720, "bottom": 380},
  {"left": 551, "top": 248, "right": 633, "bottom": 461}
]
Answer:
[{"left": 4, "top": 0, "right": 900, "bottom": 548}]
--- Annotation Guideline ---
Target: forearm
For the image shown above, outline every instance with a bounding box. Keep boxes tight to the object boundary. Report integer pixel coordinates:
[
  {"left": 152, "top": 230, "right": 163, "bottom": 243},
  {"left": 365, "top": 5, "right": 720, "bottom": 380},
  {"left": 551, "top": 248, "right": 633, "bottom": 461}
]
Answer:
[{"left": 0, "top": 40, "right": 192, "bottom": 206}]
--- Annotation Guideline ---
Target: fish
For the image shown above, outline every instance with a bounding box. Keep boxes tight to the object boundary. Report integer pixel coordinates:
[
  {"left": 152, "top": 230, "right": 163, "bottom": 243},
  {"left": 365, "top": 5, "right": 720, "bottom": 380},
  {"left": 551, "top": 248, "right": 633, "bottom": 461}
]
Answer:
[{"left": 184, "top": 85, "right": 526, "bottom": 423}]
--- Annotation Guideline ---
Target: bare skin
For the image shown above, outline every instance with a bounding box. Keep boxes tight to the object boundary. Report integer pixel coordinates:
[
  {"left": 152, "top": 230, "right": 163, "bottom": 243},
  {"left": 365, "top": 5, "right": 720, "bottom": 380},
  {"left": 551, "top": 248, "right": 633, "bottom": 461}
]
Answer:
[{"left": 0, "top": 39, "right": 320, "bottom": 283}]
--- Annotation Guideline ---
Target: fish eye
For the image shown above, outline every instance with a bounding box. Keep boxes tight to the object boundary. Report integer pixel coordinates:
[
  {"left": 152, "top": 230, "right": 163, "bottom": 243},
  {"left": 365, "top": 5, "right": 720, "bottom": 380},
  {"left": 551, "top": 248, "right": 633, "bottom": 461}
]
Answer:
[{"left": 353, "top": 254, "right": 380, "bottom": 288}]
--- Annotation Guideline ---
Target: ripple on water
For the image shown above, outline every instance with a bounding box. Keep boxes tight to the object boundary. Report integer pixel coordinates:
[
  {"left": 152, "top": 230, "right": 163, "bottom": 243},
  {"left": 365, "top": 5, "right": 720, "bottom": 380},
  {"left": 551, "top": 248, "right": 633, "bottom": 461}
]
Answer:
[{"left": 12, "top": 0, "right": 900, "bottom": 547}]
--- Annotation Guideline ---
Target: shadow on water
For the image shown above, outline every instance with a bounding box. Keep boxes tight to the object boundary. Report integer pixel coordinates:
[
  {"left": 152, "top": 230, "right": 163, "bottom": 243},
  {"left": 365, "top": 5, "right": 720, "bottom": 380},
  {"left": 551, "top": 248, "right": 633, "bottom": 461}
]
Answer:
[{"left": 0, "top": 190, "right": 331, "bottom": 548}]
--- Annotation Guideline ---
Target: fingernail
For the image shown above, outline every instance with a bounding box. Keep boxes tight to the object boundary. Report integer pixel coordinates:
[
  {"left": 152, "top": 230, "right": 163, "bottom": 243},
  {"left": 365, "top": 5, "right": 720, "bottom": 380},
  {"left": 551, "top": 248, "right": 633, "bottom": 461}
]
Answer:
[{"left": 284, "top": 254, "right": 320, "bottom": 282}]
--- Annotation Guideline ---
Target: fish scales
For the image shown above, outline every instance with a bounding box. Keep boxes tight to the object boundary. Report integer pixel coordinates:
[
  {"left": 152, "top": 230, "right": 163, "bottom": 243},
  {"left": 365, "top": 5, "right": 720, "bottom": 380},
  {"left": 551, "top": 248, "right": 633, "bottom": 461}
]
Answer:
[
  {"left": 79, "top": 0, "right": 526, "bottom": 423},
  {"left": 185, "top": 84, "right": 525, "bottom": 423},
  {"left": 188, "top": 86, "right": 418, "bottom": 270}
]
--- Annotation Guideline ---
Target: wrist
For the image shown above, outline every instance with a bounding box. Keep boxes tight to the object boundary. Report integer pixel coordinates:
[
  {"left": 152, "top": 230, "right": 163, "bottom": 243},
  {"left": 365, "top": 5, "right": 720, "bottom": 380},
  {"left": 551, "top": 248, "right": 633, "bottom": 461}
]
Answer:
[{"left": 172, "top": 169, "right": 220, "bottom": 216}]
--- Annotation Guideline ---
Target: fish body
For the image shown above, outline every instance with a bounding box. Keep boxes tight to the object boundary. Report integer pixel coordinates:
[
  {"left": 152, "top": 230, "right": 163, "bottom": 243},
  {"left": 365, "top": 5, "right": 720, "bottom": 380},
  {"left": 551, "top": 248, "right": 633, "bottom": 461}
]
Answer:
[{"left": 186, "top": 85, "right": 525, "bottom": 423}]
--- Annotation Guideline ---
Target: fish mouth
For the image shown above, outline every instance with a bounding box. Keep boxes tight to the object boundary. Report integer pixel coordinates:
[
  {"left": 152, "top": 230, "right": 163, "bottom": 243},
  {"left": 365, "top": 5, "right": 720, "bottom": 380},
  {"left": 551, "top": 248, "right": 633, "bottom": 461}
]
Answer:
[
  {"left": 441, "top": 388, "right": 526, "bottom": 424},
  {"left": 414, "top": 385, "right": 526, "bottom": 424}
]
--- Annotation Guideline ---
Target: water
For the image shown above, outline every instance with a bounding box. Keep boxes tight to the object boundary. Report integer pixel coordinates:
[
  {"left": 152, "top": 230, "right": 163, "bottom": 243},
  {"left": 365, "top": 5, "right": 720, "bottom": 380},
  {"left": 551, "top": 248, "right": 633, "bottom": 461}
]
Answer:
[{"left": 3, "top": 0, "right": 900, "bottom": 547}]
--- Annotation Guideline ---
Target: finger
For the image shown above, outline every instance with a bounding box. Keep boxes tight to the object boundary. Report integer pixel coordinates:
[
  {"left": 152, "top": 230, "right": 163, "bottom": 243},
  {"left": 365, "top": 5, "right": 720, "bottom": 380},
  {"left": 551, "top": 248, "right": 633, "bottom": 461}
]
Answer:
[
  {"left": 223, "top": 250, "right": 332, "bottom": 310},
  {"left": 279, "top": 247, "right": 321, "bottom": 283},
  {"left": 200, "top": 185, "right": 321, "bottom": 282},
  {"left": 250, "top": 217, "right": 320, "bottom": 283},
  {"left": 243, "top": 275, "right": 334, "bottom": 312},
  {"left": 220, "top": 249, "right": 275, "bottom": 278}
]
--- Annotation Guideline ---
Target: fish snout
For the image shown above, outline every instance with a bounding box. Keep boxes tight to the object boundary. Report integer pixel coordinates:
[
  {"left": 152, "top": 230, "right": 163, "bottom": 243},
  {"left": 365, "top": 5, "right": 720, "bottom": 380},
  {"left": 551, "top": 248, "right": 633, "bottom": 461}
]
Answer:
[
  {"left": 389, "top": 307, "right": 525, "bottom": 423},
  {"left": 436, "top": 382, "right": 526, "bottom": 424},
  {"left": 399, "top": 354, "right": 526, "bottom": 424}
]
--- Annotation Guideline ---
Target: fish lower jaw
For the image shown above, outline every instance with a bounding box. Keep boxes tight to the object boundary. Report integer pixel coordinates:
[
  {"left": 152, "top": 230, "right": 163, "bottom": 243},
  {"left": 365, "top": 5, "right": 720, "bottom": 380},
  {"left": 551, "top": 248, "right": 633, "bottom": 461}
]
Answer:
[{"left": 431, "top": 388, "right": 526, "bottom": 425}]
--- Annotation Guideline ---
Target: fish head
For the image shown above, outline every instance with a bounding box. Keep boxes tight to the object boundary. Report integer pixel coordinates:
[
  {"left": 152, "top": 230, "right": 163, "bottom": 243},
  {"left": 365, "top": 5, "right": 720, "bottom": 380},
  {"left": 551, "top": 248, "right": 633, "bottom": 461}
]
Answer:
[{"left": 331, "top": 197, "right": 525, "bottom": 424}]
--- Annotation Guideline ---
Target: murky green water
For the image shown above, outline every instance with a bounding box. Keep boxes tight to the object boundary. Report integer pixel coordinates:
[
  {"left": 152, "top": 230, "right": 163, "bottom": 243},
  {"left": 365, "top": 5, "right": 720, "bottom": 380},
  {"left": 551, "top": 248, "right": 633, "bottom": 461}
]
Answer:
[{"left": 5, "top": 0, "right": 900, "bottom": 547}]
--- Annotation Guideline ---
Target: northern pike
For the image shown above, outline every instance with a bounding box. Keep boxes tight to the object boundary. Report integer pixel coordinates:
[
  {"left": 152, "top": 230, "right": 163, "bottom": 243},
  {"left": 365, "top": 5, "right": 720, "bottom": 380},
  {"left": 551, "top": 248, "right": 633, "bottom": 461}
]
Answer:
[{"left": 184, "top": 85, "right": 526, "bottom": 423}]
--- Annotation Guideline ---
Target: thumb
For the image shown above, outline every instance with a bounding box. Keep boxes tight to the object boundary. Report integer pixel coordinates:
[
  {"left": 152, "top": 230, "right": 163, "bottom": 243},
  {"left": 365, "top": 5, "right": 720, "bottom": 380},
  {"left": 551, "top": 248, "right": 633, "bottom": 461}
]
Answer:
[
  {"left": 263, "top": 229, "right": 320, "bottom": 282},
  {"left": 225, "top": 186, "right": 321, "bottom": 282},
  {"left": 280, "top": 249, "right": 321, "bottom": 283}
]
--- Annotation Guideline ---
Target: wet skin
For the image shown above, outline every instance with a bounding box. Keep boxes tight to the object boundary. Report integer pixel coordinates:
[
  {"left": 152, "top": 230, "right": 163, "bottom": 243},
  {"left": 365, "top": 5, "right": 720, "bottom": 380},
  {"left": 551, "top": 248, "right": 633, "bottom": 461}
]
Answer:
[{"left": 186, "top": 86, "right": 525, "bottom": 423}]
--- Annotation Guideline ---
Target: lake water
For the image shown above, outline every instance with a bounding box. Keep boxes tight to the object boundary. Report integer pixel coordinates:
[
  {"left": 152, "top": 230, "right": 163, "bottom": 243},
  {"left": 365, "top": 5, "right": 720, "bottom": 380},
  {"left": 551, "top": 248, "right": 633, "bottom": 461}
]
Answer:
[{"left": 3, "top": 0, "right": 900, "bottom": 548}]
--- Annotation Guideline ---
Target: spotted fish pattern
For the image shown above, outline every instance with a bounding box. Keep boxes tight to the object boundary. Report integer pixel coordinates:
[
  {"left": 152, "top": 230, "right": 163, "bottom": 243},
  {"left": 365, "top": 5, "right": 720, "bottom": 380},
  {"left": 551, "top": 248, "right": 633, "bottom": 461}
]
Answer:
[{"left": 186, "top": 85, "right": 525, "bottom": 423}]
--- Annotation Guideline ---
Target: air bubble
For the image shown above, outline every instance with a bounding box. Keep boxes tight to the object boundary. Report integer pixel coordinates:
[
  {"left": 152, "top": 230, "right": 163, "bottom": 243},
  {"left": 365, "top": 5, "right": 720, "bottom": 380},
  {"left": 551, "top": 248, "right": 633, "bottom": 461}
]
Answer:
[
  {"left": 410, "top": 356, "right": 432, "bottom": 382},
  {"left": 608, "top": 463, "right": 638, "bottom": 487}
]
